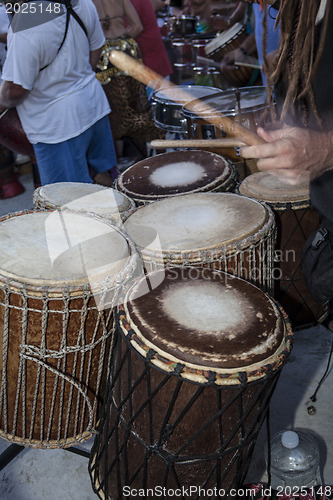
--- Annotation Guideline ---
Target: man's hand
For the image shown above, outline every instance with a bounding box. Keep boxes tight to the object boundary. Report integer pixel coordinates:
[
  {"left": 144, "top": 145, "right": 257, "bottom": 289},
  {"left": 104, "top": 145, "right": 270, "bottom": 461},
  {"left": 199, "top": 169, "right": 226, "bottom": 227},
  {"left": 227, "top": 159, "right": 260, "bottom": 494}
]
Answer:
[
  {"left": 241, "top": 125, "right": 333, "bottom": 181},
  {"left": 0, "top": 81, "right": 29, "bottom": 112},
  {"left": 220, "top": 47, "right": 243, "bottom": 72}
]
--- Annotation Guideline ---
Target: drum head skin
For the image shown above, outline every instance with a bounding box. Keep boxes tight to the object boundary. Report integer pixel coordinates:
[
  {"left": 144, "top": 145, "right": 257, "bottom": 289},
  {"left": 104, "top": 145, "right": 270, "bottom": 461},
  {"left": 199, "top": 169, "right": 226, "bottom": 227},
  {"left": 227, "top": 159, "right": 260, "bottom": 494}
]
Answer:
[
  {"left": 124, "top": 192, "right": 269, "bottom": 254},
  {"left": 205, "top": 23, "right": 245, "bottom": 55},
  {"left": 0, "top": 211, "right": 132, "bottom": 289},
  {"left": 116, "top": 150, "right": 235, "bottom": 201},
  {"left": 120, "top": 267, "right": 290, "bottom": 374},
  {"left": 239, "top": 171, "right": 310, "bottom": 206},
  {"left": 33, "top": 182, "right": 135, "bottom": 222},
  {"left": 152, "top": 85, "right": 221, "bottom": 106}
]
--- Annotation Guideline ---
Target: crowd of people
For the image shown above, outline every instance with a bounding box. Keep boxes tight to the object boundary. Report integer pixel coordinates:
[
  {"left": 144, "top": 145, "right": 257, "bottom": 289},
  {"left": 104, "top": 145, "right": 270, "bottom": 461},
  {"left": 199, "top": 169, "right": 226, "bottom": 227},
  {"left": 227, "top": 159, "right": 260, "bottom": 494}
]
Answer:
[{"left": 0, "top": 0, "right": 276, "bottom": 191}]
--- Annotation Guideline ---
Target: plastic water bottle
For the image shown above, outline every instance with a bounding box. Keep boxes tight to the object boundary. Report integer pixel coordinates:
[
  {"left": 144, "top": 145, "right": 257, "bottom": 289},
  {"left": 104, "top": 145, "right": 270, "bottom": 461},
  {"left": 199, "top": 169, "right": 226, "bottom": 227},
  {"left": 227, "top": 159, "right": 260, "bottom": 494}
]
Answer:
[{"left": 266, "top": 430, "right": 322, "bottom": 490}]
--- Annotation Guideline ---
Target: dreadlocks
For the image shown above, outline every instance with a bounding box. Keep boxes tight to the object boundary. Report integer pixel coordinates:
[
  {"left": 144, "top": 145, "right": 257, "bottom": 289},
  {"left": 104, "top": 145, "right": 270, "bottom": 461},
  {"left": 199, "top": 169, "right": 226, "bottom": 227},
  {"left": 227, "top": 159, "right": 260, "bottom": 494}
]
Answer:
[{"left": 263, "top": 0, "right": 331, "bottom": 127}]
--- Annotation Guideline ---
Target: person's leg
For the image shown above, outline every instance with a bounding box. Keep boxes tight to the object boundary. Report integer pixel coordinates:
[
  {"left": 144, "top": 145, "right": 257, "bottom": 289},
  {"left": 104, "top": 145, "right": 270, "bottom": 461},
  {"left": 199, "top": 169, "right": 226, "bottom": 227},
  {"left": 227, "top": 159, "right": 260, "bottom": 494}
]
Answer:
[
  {"left": 86, "top": 116, "right": 119, "bottom": 183},
  {"left": 33, "top": 139, "right": 93, "bottom": 185}
]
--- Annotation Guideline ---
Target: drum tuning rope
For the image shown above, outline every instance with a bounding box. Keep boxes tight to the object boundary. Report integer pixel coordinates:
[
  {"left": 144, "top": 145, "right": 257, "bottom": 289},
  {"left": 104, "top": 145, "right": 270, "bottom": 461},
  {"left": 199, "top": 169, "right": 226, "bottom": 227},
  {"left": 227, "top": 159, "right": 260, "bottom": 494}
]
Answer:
[{"left": 108, "top": 50, "right": 266, "bottom": 148}]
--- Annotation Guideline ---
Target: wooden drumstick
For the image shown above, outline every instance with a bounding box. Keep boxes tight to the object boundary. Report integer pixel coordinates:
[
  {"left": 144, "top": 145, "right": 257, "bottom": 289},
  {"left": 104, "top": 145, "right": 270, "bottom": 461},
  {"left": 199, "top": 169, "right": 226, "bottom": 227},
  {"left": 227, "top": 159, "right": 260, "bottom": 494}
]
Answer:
[
  {"left": 150, "top": 138, "right": 246, "bottom": 149},
  {"left": 108, "top": 50, "right": 266, "bottom": 146}
]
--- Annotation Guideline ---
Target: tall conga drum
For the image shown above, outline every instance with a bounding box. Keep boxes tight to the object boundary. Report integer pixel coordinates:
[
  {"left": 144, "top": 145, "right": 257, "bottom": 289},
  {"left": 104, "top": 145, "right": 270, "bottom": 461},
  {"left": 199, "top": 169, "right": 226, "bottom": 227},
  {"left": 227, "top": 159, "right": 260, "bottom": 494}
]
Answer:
[
  {"left": 115, "top": 150, "right": 238, "bottom": 205},
  {"left": 123, "top": 192, "right": 276, "bottom": 293},
  {"left": 33, "top": 182, "right": 137, "bottom": 225},
  {"left": 239, "top": 171, "right": 328, "bottom": 327},
  {"left": 0, "top": 210, "right": 138, "bottom": 448},
  {"left": 89, "top": 267, "right": 293, "bottom": 498}
]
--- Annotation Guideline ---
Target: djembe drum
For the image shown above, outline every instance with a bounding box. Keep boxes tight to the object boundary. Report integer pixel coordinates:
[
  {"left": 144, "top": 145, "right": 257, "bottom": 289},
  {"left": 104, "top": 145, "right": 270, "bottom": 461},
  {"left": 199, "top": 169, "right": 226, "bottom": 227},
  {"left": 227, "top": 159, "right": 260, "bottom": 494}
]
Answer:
[
  {"left": 123, "top": 192, "right": 276, "bottom": 293},
  {"left": 115, "top": 150, "right": 238, "bottom": 205},
  {"left": 205, "top": 23, "right": 256, "bottom": 86},
  {"left": 33, "top": 182, "right": 136, "bottom": 226},
  {"left": 89, "top": 266, "right": 293, "bottom": 498},
  {"left": 239, "top": 171, "right": 327, "bottom": 327},
  {"left": 0, "top": 210, "right": 138, "bottom": 448}
]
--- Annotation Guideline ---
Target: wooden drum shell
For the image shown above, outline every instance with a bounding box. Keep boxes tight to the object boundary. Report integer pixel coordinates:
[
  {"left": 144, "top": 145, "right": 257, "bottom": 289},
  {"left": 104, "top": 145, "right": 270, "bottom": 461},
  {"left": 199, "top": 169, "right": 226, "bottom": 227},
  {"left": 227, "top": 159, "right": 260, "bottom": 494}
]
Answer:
[
  {"left": 0, "top": 210, "right": 138, "bottom": 448},
  {"left": 89, "top": 268, "right": 293, "bottom": 497},
  {"left": 239, "top": 172, "right": 328, "bottom": 327}
]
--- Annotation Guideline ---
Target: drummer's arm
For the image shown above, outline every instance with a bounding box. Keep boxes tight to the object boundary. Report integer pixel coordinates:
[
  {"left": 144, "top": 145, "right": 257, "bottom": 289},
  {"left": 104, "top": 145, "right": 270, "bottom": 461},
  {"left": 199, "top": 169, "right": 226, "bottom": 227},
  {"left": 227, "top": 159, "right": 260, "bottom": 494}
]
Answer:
[{"left": 0, "top": 81, "right": 29, "bottom": 112}]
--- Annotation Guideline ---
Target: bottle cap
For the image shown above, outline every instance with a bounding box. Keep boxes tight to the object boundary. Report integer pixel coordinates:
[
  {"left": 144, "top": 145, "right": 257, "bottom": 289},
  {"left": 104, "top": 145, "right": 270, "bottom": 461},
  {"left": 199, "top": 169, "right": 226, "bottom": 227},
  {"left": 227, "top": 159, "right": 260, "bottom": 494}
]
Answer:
[{"left": 281, "top": 430, "right": 300, "bottom": 449}]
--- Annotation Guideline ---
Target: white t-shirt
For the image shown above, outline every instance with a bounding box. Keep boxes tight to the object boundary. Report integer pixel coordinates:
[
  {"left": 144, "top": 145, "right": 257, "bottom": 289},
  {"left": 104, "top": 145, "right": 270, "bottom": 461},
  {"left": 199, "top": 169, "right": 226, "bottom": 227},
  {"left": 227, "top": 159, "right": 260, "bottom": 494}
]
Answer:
[{"left": 2, "top": 0, "right": 110, "bottom": 144}]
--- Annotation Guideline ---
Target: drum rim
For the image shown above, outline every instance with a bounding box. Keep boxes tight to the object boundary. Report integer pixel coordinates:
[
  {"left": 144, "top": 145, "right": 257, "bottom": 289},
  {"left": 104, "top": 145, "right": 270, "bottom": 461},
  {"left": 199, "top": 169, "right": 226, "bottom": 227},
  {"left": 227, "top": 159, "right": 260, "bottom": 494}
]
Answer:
[
  {"left": 33, "top": 182, "right": 136, "bottom": 218},
  {"left": 123, "top": 192, "right": 276, "bottom": 260},
  {"left": 115, "top": 151, "right": 238, "bottom": 202},
  {"left": 205, "top": 22, "right": 246, "bottom": 55},
  {"left": 117, "top": 270, "right": 293, "bottom": 385},
  {"left": 239, "top": 174, "right": 311, "bottom": 209},
  {"left": 0, "top": 209, "right": 139, "bottom": 294},
  {"left": 151, "top": 85, "right": 222, "bottom": 105},
  {"left": 182, "top": 85, "right": 268, "bottom": 120},
  {"left": 0, "top": 428, "right": 94, "bottom": 449}
]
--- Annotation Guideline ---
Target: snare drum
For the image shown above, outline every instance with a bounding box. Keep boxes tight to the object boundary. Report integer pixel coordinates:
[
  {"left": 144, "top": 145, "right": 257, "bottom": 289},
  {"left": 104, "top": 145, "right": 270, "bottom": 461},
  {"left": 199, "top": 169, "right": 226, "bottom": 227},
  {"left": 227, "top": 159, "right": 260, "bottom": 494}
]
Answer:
[
  {"left": 0, "top": 210, "right": 138, "bottom": 448},
  {"left": 33, "top": 182, "right": 136, "bottom": 225},
  {"left": 182, "top": 86, "right": 268, "bottom": 163},
  {"left": 89, "top": 266, "right": 293, "bottom": 498},
  {"left": 124, "top": 192, "right": 276, "bottom": 293},
  {"left": 205, "top": 23, "right": 254, "bottom": 86},
  {"left": 239, "top": 171, "right": 327, "bottom": 327},
  {"left": 115, "top": 150, "right": 238, "bottom": 205},
  {"left": 169, "top": 15, "right": 198, "bottom": 36},
  {"left": 151, "top": 85, "right": 220, "bottom": 135}
]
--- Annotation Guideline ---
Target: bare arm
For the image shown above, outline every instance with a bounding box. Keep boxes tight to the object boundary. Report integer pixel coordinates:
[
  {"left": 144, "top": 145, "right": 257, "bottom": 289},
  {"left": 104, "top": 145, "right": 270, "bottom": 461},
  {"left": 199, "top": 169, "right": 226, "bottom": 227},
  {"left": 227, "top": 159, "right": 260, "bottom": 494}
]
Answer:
[
  {"left": 123, "top": 0, "right": 143, "bottom": 39},
  {"left": 220, "top": 33, "right": 257, "bottom": 72},
  {"left": 151, "top": 0, "right": 166, "bottom": 12},
  {"left": 0, "top": 81, "right": 29, "bottom": 112},
  {"left": 210, "top": 2, "right": 246, "bottom": 31},
  {"left": 90, "top": 47, "right": 103, "bottom": 70}
]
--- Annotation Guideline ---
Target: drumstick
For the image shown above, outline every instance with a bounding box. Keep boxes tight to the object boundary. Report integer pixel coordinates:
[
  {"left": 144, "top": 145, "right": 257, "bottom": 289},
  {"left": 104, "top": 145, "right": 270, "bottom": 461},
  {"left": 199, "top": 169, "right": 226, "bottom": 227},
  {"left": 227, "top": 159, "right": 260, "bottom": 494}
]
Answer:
[
  {"left": 234, "top": 61, "right": 262, "bottom": 70},
  {"left": 196, "top": 55, "right": 221, "bottom": 68},
  {"left": 150, "top": 138, "right": 246, "bottom": 149},
  {"left": 108, "top": 50, "right": 266, "bottom": 146},
  {"left": 197, "top": 55, "right": 262, "bottom": 70}
]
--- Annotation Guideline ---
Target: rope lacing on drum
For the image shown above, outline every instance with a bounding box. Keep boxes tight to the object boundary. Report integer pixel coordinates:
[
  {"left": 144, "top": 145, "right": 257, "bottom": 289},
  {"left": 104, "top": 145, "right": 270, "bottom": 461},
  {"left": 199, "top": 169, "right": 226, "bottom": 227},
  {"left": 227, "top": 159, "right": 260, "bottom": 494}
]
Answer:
[
  {"left": 0, "top": 282, "right": 114, "bottom": 448},
  {"left": 89, "top": 322, "right": 283, "bottom": 498}
]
